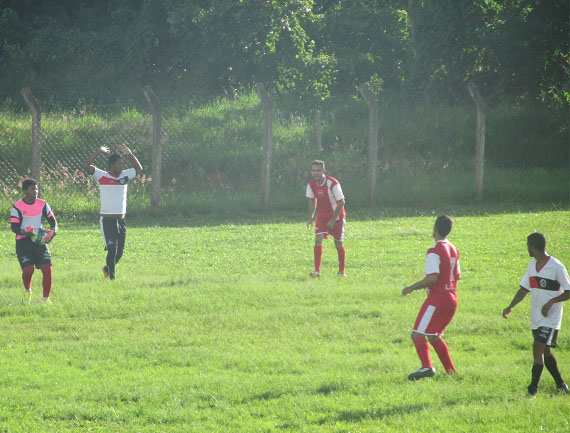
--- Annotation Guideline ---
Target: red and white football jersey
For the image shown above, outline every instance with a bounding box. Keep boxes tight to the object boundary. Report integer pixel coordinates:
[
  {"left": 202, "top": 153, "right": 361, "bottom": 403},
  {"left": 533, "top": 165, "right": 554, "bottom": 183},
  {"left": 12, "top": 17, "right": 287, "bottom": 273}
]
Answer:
[
  {"left": 306, "top": 176, "right": 346, "bottom": 219},
  {"left": 92, "top": 167, "right": 137, "bottom": 215},
  {"left": 425, "top": 240, "right": 460, "bottom": 302}
]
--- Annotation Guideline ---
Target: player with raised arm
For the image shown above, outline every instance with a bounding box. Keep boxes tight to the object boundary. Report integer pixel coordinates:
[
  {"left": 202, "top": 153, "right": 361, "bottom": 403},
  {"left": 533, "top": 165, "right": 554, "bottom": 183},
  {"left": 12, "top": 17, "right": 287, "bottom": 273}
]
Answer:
[
  {"left": 10, "top": 179, "right": 58, "bottom": 303},
  {"left": 306, "top": 160, "right": 346, "bottom": 278},
  {"left": 502, "top": 233, "right": 570, "bottom": 396},
  {"left": 83, "top": 144, "right": 142, "bottom": 280},
  {"left": 402, "top": 215, "right": 460, "bottom": 380}
]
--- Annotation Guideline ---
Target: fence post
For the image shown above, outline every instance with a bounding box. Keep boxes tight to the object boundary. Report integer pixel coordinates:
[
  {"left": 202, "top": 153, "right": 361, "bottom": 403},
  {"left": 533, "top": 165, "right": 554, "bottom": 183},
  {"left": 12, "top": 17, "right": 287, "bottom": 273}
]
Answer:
[
  {"left": 315, "top": 109, "right": 323, "bottom": 152},
  {"left": 255, "top": 83, "right": 273, "bottom": 209},
  {"left": 359, "top": 83, "right": 379, "bottom": 205},
  {"left": 20, "top": 87, "right": 41, "bottom": 190},
  {"left": 143, "top": 85, "right": 162, "bottom": 211},
  {"left": 467, "top": 81, "right": 486, "bottom": 201}
]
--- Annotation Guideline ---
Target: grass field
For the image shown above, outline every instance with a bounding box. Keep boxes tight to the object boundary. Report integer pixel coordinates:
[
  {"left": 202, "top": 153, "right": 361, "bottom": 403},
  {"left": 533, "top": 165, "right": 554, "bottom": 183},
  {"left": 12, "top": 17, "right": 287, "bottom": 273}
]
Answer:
[{"left": 0, "top": 207, "right": 569, "bottom": 432}]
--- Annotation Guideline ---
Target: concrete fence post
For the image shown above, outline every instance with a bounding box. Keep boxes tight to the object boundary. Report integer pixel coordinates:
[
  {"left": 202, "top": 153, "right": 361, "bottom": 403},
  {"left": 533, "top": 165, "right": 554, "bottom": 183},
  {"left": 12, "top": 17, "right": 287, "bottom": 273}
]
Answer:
[{"left": 143, "top": 85, "right": 162, "bottom": 211}]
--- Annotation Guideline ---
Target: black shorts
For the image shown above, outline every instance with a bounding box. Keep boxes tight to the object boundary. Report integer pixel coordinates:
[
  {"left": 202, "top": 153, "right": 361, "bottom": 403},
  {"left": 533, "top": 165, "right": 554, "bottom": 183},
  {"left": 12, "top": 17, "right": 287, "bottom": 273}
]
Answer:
[
  {"left": 532, "top": 327, "right": 559, "bottom": 348},
  {"left": 100, "top": 217, "right": 126, "bottom": 250},
  {"left": 15, "top": 238, "right": 52, "bottom": 269}
]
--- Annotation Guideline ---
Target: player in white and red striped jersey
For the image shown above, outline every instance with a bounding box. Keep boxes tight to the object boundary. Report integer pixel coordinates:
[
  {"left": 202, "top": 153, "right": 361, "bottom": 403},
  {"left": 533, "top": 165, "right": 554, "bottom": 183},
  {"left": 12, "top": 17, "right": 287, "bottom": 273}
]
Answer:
[
  {"left": 402, "top": 215, "right": 460, "bottom": 380},
  {"left": 10, "top": 178, "right": 58, "bottom": 303},
  {"left": 83, "top": 144, "right": 142, "bottom": 280},
  {"left": 305, "top": 160, "right": 346, "bottom": 278}
]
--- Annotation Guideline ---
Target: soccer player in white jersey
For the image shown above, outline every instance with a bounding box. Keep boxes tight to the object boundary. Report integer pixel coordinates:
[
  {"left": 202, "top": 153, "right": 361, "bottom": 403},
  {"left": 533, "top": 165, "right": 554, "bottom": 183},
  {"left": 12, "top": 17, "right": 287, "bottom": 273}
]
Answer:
[
  {"left": 503, "top": 233, "right": 570, "bottom": 396},
  {"left": 83, "top": 145, "right": 142, "bottom": 280},
  {"left": 306, "top": 160, "right": 346, "bottom": 277},
  {"left": 10, "top": 179, "right": 58, "bottom": 303},
  {"left": 402, "top": 215, "right": 460, "bottom": 380}
]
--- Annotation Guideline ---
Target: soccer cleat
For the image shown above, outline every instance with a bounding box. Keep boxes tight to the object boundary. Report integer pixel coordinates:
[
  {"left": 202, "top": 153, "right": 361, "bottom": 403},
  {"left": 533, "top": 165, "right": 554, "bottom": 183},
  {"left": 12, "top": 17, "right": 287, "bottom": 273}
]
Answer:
[
  {"left": 43, "top": 297, "right": 51, "bottom": 304},
  {"left": 407, "top": 367, "right": 436, "bottom": 381},
  {"left": 102, "top": 266, "right": 109, "bottom": 279},
  {"left": 309, "top": 270, "right": 320, "bottom": 278},
  {"left": 337, "top": 272, "right": 346, "bottom": 278},
  {"left": 558, "top": 383, "right": 569, "bottom": 393},
  {"left": 527, "top": 385, "right": 538, "bottom": 397}
]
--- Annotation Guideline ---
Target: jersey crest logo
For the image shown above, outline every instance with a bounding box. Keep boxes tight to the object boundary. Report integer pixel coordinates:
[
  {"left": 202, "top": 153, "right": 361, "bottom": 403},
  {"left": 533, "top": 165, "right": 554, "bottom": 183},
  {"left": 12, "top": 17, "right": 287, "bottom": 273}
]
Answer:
[
  {"left": 539, "top": 278, "right": 547, "bottom": 288},
  {"left": 119, "top": 176, "right": 129, "bottom": 185},
  {"left": 317, "top": 190, "right": 324, "bottom": 196}
]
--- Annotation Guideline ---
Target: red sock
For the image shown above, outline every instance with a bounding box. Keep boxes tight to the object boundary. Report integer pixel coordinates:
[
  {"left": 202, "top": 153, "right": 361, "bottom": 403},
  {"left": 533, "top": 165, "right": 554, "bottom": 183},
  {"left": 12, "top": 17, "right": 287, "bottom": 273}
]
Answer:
[
  {"left": 314, "top": 246, "right": 322, "bottom": 272},
  {"left": 413, "top": 337, "right": 432, "bottom": 368},
  {"left": 337, "top": 246, "right": 346, "bottom": 273},
  {"left": 22, "top": 265, "right": 34, "bottom": 290},
  {"left": 40, "top": 265, "right": 52, "bottom": 298},
  {"left": 431, "top": 338, "right": 456, "bottom": 373}
]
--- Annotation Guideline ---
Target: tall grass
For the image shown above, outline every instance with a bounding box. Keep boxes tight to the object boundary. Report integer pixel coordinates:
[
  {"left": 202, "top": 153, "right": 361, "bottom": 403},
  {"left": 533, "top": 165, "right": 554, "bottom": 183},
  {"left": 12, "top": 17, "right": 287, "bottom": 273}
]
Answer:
[{"left": 0, "top": 92, "right": 567, "bottom": 215}]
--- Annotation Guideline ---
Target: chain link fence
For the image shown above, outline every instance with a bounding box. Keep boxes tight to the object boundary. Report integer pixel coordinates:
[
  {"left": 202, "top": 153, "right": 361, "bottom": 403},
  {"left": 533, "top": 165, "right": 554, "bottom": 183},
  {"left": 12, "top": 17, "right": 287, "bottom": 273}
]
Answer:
[{"left": 0, "top": 89, "right": 568, "bottom": 213}]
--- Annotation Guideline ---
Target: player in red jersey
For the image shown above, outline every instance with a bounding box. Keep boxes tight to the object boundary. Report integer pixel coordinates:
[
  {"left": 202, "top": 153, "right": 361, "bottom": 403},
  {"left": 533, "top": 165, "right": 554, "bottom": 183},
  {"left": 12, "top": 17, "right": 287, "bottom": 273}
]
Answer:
[
  {"left": 306, "top": 160, "right": 346, "bottom": 277},
  {"left": 10, "top": 179, "right": 58, "bottom": 303},
  {"left": 402, "top": 215, "right": 460, "bottom": 380}
]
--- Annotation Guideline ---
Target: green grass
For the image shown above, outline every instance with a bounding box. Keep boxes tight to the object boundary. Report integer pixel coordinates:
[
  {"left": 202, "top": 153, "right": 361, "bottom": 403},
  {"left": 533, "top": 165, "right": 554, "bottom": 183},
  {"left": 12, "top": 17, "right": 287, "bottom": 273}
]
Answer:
[{"left": 0, "top": 208, "right": 569, "bottom": 432}]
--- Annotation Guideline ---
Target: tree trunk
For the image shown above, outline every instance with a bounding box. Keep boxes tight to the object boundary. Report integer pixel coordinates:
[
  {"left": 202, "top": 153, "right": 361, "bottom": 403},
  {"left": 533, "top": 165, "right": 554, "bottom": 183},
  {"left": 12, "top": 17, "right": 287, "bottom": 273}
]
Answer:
[
  {"left": 467, "top": 82, "right": 486, "bottom": 201},
  {"left": 143, "top": 85, "right": 162, "bottom": 211},
  {"left": 255, "top": 83, "right": 273, "bottom": 209},
  {"left": 407, "top": 0, "right": 417, "bottom": 41},
  {"left": 20, "top": 87, "right": 41, "bottom": 192},
  {"left": 359, "top": 83, "right": 379, "bottom": 204}
]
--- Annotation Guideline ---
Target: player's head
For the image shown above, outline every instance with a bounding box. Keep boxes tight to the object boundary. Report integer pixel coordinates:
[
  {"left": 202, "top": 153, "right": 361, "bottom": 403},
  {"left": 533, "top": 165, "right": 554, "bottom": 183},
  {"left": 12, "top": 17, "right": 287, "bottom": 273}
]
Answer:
[
  {"left": 21, "top": 178, "right": 38, "bottom": 200},
  {"left": 311, "top": 160, "right": 326, "bottom": 180},
  {"left": 108, "top": 154, "right": 124, "bottom": 172},
  {"left": 527, "top": 232, "right": 546, "bottom": 257},
  {"left": 433, "top": 215, "right": 453, "bottom": 238}
]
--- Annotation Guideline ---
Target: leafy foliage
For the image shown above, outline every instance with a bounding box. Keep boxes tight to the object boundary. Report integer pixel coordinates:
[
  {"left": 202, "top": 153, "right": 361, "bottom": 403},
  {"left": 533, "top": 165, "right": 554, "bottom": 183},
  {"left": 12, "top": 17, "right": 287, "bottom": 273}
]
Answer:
[{"left": 0, "top": 0, "right": 567, "bottom": 107}]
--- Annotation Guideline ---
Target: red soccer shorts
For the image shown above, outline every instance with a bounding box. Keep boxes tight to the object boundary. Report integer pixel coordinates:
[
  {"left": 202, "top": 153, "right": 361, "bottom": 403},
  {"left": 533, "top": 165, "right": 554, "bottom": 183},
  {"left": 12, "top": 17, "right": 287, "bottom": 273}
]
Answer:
[
  {"left": 315, "top": 213, "right": 345, "bottom": 241},
  {"left": 413, "top": 296, "right": 457, "bottom": 336}
]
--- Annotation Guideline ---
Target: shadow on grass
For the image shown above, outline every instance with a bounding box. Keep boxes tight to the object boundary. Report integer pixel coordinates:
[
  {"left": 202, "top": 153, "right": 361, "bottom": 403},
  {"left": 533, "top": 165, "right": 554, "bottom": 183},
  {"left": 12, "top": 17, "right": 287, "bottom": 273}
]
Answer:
[{"left": 43, "top": 201, "right": 570, "bottom": 229}]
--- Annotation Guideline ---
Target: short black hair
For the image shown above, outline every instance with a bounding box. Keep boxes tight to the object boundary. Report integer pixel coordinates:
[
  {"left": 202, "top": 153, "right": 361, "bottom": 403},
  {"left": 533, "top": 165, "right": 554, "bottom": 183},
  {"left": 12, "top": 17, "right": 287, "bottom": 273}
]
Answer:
[
  {"left": 108, "top": 154, "right": 122, "bottom": 167},
  {"left": 527, "top": 232, "right": 546, "bottom": 252},
  {"left": 21, "top": 178, "right": 38, "bottom": 191},
  {"left": 434, "top": 215, "right": 453, "bottom": 237}
]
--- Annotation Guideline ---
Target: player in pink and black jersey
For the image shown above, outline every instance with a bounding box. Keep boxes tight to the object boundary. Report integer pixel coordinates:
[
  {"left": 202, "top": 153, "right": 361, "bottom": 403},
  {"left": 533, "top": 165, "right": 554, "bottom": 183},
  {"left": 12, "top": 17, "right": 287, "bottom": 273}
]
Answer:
[
  {"left": 10, "top": 179, "right": 58, "bottom": 303},
  {"left": 83, "top": 144, "right": 142, "bottom": 280},
  {"left": 306, "top": 160, "right": 346, "bottom": 278},
  {"left": 402, "top": 215, "right": 460, "bottom": 380}
]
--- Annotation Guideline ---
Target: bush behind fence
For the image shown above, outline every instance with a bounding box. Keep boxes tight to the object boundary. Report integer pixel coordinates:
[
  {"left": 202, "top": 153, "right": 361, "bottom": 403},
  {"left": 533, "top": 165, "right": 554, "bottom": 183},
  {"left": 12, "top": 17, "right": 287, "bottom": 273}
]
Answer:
[{"left": 0, "top": 91, "right": 568, "bottom": 215}]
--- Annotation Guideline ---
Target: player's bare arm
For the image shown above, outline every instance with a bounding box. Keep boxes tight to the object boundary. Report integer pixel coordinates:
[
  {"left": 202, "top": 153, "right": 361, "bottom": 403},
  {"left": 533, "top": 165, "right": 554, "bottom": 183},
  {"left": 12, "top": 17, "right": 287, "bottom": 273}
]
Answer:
[
  {"left": 502, "top": 287, "right": 529, "bottom": 318},
  {"left": 117, "top": 144, "right": 143, "bottom": 173},
  {"left": 541, "top": 290, "right": 570, "bottom": 317},
  {"left": 402, "top": 274, "right": 438, "bottom": 296},
  {"left": 83, "top": 146, "right": 110, "bottom": 175},
  {"left": 307, "top": 198, "right": 317, "bottom": 229},
  {"left": 327, "top": 198, "right": 345, "bottom": 229}
]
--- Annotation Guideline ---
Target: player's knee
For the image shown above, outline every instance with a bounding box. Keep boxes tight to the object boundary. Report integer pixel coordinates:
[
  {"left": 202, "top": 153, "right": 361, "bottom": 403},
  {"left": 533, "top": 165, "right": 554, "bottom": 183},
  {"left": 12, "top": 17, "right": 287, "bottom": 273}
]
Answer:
[
  {"left": 22, "top": 265, "right": 35, "bottom": 276},
  {"left": 427, "top": 335, "right": 441, "bottom": 344}
]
